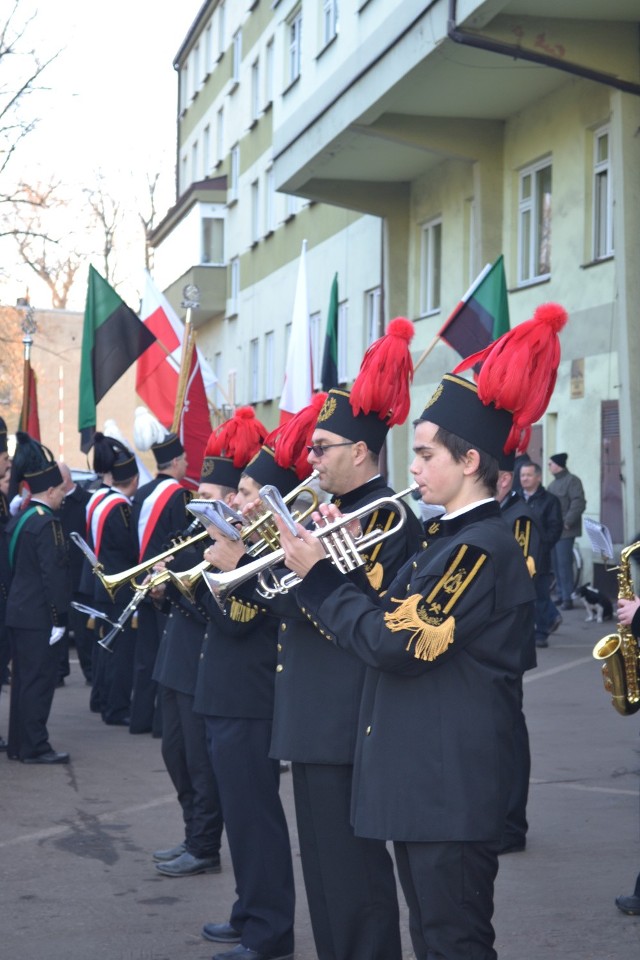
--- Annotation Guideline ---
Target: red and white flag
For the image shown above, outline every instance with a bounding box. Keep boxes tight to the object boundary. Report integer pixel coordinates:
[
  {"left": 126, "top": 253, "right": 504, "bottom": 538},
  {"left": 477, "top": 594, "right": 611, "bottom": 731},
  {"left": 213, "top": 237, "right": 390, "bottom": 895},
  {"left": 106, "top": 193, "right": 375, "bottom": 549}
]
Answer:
[
  {"left": 279, "top": 239, "right": 313, "bottom": 423},
  {"left": 137, "top": 271, "right": 216, "bottom": 488}
]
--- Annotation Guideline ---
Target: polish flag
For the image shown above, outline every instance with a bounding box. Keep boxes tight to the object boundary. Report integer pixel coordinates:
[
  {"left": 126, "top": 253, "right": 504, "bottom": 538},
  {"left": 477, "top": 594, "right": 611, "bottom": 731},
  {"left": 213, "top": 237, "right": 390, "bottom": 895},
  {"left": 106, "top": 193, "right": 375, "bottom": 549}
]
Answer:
[
  {"left": 279, "top": 239, "right": 313, "bottom": 423},
  {"left": 137, "top": 271, "right": 216, "bottom": 488}
]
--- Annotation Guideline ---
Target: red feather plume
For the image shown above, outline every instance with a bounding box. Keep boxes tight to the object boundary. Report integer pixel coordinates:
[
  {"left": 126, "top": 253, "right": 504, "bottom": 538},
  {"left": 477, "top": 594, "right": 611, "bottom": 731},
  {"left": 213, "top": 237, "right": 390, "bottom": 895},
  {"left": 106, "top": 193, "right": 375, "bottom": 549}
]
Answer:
[
  {"left": 453, "top": 302, "right": 568, "bottom": 453},
  {"left": 205, "top": 406, "right": 268, "bottom": 468},
  {"left": 274, "top": 392, "right": 327, "bottom": 479},
  {"left": 350, "top": 317, "right": 415, "bottom": 426}
]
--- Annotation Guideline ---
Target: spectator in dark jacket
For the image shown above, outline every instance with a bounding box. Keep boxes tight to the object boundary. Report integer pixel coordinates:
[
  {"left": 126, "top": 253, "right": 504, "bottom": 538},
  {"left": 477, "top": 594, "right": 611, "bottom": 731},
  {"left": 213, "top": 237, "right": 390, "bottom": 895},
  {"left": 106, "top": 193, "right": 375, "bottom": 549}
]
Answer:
[
  {"left": 520, "top": 462, "right": 563, "bottom": 647},
  {"left": 547, "top": 453, "right": 586, "bottom": 609}
]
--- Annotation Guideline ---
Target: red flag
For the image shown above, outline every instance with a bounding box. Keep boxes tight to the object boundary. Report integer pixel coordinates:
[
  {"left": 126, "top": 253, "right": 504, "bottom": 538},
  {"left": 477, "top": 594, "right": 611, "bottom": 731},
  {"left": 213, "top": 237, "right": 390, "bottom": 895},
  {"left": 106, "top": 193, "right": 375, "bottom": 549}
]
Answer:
[
  {"left": 19, "top": 360, "right": 41, "bottom": 441},
  {"left": 137, "top": 271, "right": 216, "bottom": 488}
]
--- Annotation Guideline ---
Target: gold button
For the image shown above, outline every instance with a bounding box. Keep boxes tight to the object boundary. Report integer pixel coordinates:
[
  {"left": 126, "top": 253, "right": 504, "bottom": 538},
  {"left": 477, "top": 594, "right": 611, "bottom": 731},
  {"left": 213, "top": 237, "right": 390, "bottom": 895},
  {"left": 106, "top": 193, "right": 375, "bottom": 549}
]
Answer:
[
  {"left": 281, "top": 623, "right": 286, "bottom": 632},
  {"left": 200, "top": 652, "right": 204, "bottom": 659},
  {"left": 365, "top": 725, "right": 372, "bottom": 735},
  {"left": 277, "top": 643, "right": 282, "bottom": 652},
  {"left": 276, "top": 664, "right": 284, "bottom": 672}
]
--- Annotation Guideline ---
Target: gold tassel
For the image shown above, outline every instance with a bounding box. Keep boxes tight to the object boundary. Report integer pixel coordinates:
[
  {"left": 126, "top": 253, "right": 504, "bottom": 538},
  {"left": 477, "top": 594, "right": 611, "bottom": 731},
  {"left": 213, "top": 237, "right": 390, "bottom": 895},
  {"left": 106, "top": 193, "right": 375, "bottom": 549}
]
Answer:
[
  {"left": 229, "top": 598, "right": 258, "bottom": 623},
  {"left": 526, "top": 555, "right": 536, "bottom": 578},
  {"left": 366, "top": 561, "right": 383, "bottom": 592},
  {"left": 384, "top": 593, "right": 456, "bottom": 661}
]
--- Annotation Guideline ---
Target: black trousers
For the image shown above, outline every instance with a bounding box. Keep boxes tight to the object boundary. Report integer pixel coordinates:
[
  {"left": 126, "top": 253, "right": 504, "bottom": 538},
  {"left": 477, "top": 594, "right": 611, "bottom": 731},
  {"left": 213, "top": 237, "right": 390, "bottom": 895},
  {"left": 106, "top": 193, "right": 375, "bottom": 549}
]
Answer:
[
  {"left": 130, "top": 604, "right": 163, "bottom": 735},
  {"left": 291, "top": 762, "right": 402, "bottom": 960},
  {"left": 68, "top": 599, "right": 94, "bottom": 682},
  {"left": 394, "top": 840, "right": 500, "bottom": 960},
  {"left": 160, "top": 686, "right": 223, "bottom": 858},
  {"left": 8, "top": 626, "right": 60, "bottom": 760},
  {"left": 100, "top": 621, "right": 135, "bottom": 725},
  {"left": 204, "top": 715, "right": 295, "bottom": 957}
]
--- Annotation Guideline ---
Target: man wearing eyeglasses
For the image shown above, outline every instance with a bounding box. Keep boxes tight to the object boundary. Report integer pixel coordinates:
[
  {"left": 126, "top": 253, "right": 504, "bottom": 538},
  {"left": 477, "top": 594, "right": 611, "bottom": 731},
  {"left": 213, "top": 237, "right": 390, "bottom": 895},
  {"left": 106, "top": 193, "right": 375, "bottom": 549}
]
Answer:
[{"left": 243, "top": 388, "right": 423, "bottom": 960}]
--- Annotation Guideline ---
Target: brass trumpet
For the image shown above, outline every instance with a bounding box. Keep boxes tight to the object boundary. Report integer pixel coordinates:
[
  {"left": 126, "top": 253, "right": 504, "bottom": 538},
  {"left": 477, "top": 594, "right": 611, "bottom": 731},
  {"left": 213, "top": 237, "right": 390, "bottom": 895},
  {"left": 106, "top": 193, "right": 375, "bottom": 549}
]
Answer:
[
  {"left": 71, "top": 525, "right": 210, "bottom": 601},
  {"left": 166, "top": 472, "right": 321, "bottom": 602},
  {"left": 202, "top": 485, "right": 417, "bottom": 611}
]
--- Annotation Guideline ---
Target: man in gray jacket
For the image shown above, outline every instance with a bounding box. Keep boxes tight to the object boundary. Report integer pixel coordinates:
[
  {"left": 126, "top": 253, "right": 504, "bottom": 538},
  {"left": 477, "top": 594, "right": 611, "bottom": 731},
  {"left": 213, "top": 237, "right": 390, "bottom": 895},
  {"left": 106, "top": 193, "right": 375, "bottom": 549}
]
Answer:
[{"left": 547, "top": 453, "right": 586, "bottom": 610}]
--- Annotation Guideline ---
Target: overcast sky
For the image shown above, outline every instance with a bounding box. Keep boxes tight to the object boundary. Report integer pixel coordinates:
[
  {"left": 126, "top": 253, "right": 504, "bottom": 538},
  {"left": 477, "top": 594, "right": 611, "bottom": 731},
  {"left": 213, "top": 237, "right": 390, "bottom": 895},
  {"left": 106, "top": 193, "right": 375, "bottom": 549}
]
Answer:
[{"left": 2, "top": 0, "right": 203, "bottom": 308}]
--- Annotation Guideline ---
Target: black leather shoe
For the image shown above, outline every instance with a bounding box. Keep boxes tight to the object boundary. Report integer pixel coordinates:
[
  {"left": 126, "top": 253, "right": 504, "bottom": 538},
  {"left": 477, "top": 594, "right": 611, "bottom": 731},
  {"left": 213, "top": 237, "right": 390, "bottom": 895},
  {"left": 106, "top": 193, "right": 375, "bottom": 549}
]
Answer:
[
  {"left": 153, "top": 842, "right": 186, "bottom": 862},
  {"left": 615, "top": 893, "right": 640, "bottom": 915},
  {"left": 535, "top": 637, "right": 549, "bottom": 648},
  {"left": 202, "top": 922, "right": 242, "bottom": 944},
  {"left": 211, "top": 948, "right": 294, "bottom": 960},
  {"left": 22, "top": 750, "right": 70, "bottom": 764},
  {"left": 561, "top": 600, "right": 574, "bottom": 610},
  {"left": 155, "top": 851, "right": 220, "bottom": 877}
]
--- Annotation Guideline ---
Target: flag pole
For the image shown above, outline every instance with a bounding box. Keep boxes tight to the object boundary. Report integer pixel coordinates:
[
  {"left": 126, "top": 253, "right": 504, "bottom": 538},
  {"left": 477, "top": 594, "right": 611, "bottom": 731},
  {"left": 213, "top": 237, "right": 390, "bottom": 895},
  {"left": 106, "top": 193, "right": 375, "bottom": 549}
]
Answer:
[
  {"left": 19, "top": 304, "right": 37, "bottom": 430},
  {"left": 171, "top": 284, "right": 200, "bottom": 434}
]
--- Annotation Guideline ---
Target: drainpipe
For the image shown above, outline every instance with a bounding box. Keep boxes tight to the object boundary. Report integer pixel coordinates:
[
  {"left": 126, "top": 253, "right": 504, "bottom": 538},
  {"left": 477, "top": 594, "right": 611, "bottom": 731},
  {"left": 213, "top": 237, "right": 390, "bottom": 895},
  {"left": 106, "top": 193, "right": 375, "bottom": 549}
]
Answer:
[{"left": 447, "top": 0, "right": 640, "bottom": 97}]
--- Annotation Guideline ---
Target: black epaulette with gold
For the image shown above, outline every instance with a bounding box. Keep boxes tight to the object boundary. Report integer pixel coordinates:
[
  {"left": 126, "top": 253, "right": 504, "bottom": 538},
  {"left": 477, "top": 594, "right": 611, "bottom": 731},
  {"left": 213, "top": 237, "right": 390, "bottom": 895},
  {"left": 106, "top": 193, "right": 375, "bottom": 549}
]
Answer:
[{"left": 384, "top": 543, "right": 488, "bottom": 661}]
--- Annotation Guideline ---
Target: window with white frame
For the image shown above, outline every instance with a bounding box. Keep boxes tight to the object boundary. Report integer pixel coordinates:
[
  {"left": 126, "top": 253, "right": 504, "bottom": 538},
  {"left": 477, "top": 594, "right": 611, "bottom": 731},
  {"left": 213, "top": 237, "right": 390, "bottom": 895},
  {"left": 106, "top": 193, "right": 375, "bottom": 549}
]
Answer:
[
  {"left": 593, "top": 126, "right": 613, "bottom": 260},
  {"left": 214, "top": 351, "right": 223, "bottom": 408},
  {"left": 322, "top": 0, "right": 338, "bottom": 46},
  {"left": 180, "top": 64, "right": 189, "bottom": 112},
  {"left": 287, "top": 8, "right": 302, "bottom": 85},
  {"left": 310, "top": 311, "right": 322, "bottom": 389},
  {"left": 204, "top": 22, "right": 213, "bottom": 73},
  {"left": 193, "top": 43, "right": 201, "bottom": 90},
  {"left": 191, "top": 140, "right": 199, "bottom": 183},
  {"left": 265, "top": 166, "right": 276, "bottom": 234},
  {"left": 202, "top": 218, "right": 224, "bottom": 265},
  {"left": 216, "top": 106, "right": 224, "bottom": 163},
  {"left": 232, "top": 29, "right": 242, "bottom": 85},
  {"left": 251, "top": 59, "right": 260, "bottom": 122},
  {"left": 517, "top": 158, "right": 552, "bottom": 285},
  {"left": 203, "top": 125, "right": 211, "bottom": 176},
  {"left": 229, "top": 143, "right": 240, "bottom": 201},
  {"left": 265, "top": 37, "right": 274, "bottom": 107},
  {"left": 229, "top": 256, "right": 240, "bottom": 314},
  {"left": 217, "top": 0, "right": 226, "bottom": 59},
  {"left": 419, "top": 218, "right": 442, "bottom": 315},
  {"left": 337, "top": 300, "right": 348, "bottom": 383},
  {"left": 365, "top": 287, "right": 381, "bottom": 345},
  {"left": 251, "top": 179, "right": 260, "bottom": 244},
  {"left": 181, "top": 155, "right": 188, "bottom": 195},
  {"left": 285, "top": 193, "right": 300, "bottom": 219},
  {"left": 264, "top": 331, "right": 275, "bottom": 399},
  {"left": 249, "top": 338, "right": 260, "bottom": 402},
  {"left": 464, "top": 197, "right": 477, "bottom": 285}
]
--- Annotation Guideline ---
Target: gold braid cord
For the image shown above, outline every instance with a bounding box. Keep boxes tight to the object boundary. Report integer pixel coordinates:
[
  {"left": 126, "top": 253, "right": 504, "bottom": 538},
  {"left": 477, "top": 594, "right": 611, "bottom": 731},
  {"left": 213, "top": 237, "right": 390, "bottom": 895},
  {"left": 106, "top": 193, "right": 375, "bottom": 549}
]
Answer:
[
  {"left": 228, "top": 598, "right": 260, "bottom": 623},
  {"left": 384, "top": 544, "right": 487, "bottom": 661}
]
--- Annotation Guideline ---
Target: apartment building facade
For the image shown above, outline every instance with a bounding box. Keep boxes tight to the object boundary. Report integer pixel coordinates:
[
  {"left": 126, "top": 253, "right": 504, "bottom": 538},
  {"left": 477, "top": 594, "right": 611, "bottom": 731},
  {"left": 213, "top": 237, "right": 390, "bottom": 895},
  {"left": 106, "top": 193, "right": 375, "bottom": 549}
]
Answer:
[{"left": 153, "top": 0, "right": 640, "bottom": 572}]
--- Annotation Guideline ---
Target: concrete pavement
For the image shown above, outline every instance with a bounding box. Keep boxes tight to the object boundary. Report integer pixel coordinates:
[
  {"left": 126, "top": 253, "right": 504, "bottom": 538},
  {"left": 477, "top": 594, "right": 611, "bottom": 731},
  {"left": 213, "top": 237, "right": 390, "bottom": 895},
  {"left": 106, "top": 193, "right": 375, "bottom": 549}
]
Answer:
[{"left": 1, "top": 606, "right": 640, "bottom": 959}]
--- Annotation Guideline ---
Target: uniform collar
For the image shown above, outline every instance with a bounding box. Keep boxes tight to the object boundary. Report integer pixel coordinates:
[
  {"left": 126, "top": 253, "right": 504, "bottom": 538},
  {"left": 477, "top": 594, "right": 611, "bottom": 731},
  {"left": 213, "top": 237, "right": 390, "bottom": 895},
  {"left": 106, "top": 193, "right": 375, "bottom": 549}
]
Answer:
[{"left": 331, "top": 474, "right": 386, "bottom": 510}]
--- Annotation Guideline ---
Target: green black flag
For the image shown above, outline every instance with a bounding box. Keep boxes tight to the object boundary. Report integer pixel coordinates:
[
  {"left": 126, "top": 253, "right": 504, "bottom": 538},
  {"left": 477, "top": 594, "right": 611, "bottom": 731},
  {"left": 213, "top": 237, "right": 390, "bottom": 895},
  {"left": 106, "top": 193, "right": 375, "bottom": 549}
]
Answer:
[
  {"left": 78, "top": 265, "right": 156, "bottom": 453},
  {"left": 321, "top": 273, "right": 339, "bottom": 391}
]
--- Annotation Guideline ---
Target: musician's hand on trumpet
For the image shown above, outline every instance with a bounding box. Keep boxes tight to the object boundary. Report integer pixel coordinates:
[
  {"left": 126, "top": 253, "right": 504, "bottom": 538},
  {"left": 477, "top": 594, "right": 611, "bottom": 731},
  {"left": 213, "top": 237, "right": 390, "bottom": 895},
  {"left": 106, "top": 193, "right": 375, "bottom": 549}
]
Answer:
[
  {"left": 203, "top": 523, "right": 247, "bottom": 572},
  {"left": 145, "top": 561, "right": 168, "bottom": 601},
  {"left": 275, "top": 514, "right": 327, "bottom": 580}
]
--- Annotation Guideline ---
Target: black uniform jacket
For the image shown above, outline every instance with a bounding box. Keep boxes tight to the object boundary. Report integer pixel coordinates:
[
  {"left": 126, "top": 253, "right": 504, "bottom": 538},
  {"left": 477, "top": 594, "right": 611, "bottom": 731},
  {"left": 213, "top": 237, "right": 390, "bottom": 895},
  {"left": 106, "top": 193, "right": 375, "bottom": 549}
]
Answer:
[
  {"left": 130, "top": 474, "right": 192, "bottom": 562},
  {"left": 234, "top": 476, "right": 425, "bottom": 764},
  {"left": 500, "top": 490, "right": 540, "bottom": 671},
  {"left": 5, "top": 503, "right": 72, "bottom": 630},
  {"left": 153, "top": 540, "right": 209, "bottom": 697},
  {"left": 295, "top": 501, "right": 535, "bottom": 843},
  {"left": 524, "top": 485, "right": 563, "bottom": 574},
  {"left": 92, "top": 491, "right": 138, "bottom": 616},
  {"left": 60, "top": 484, "right": 91, "bottom": 595},
  {"left": 192, "top": 577, "right": 277, "bottom": 720},
  {"left": 0, "top": 491, "right": 11, "bottom": 618}
]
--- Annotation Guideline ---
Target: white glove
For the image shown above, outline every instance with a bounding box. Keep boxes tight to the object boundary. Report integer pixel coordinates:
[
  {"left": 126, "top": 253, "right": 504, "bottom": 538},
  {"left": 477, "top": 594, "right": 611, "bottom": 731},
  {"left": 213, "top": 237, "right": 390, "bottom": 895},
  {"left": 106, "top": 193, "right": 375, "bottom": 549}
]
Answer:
[
  {"left": 9, "top": 493, "right": 27, "bottom": 516},
  {"left": 49, "top": 626, "right": 66, "bottom": 646}
]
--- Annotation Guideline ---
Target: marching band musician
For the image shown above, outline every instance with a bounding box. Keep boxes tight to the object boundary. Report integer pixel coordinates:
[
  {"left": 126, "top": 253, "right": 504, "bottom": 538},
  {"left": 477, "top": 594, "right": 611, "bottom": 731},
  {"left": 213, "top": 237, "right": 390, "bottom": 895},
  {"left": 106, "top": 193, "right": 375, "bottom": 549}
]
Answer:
[
  {"left": 130, "top": 408, "right": 191, "bottom": 736},
  {"left": 207, "top": 320, "right": 424, "bottom": 960},
  {"left": 5, "top": 433, "right": 71, "bottom": 764},
  {"left": 275, "top": 304, "right": 567, "bottom": 960},
  {"left": 88, "top": 434, "right": 140, "bottom": 727},
  {"left": 614, "top": 593, "right": 640, "bottom": 917},
  {"left": 193, "top": 437, "right": 298, "bottom": 960},
  {"left": 149, "top": 408, "right": 266, "bottom": 881}
]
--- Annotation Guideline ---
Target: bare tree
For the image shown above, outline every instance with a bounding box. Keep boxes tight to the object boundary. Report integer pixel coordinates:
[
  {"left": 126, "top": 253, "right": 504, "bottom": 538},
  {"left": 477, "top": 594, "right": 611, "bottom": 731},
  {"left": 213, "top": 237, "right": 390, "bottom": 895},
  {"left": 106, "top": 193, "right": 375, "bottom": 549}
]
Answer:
[
  {"left": 138, "top": 171, "right": 161, "bottom": 272},
  {"left": 10, "top": 181, "right": 82, "bottom": 308},
  {"left": 84, "top": 175, "right": 122, "bottom": 284},
  {"left": 0, "top": 1, "right": 58, "bottom": 219}
]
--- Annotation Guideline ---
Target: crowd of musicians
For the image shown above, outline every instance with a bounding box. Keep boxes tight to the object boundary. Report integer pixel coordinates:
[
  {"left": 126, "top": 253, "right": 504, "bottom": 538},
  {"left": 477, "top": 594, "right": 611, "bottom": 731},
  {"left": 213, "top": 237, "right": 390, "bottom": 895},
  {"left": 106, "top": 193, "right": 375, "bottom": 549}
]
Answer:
[{"left": 3, "top": 303, "right": 634, "bottom": 960}]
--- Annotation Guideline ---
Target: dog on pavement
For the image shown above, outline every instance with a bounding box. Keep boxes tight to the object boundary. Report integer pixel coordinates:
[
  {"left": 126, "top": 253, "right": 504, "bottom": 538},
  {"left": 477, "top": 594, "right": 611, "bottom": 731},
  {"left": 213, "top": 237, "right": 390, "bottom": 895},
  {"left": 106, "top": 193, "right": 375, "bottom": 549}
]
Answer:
[{"left": 575, "top": 583, "right": 614, "bottom": 623}]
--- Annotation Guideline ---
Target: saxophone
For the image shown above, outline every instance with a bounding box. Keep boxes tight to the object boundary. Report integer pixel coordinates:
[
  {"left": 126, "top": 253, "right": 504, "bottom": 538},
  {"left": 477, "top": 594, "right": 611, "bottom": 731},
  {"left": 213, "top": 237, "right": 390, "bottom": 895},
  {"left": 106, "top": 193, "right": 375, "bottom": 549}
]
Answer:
[{"left": 592, "top": 541, "right": 640, "bottom": 716}]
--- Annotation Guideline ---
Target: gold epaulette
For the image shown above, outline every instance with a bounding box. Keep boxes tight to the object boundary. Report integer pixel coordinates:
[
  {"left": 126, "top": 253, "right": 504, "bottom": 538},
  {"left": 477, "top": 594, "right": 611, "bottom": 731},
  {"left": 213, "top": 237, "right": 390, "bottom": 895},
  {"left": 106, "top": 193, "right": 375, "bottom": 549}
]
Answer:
[
  {"left": 513, "top": 517, "right": 531, "bottom": 557},
  {"left": 384, "top": 543, "right": 487, "bottom": 661}
]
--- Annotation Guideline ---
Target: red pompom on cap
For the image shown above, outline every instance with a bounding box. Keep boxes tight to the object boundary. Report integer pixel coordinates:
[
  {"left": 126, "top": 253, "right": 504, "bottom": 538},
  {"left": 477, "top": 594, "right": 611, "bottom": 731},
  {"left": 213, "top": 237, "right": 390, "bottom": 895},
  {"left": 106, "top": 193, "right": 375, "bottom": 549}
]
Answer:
[
  {"left": 350, "top": 317, "right": 415, "bottom": 427},
  {"left": 453, "top": 302, "right": 568, "bottom": 453},
  {"left": 275, "top": 392, "right": 327, "bottom": 479},
  {"left": 205, "top": 406, "right": 268, "bottom": 467}
]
